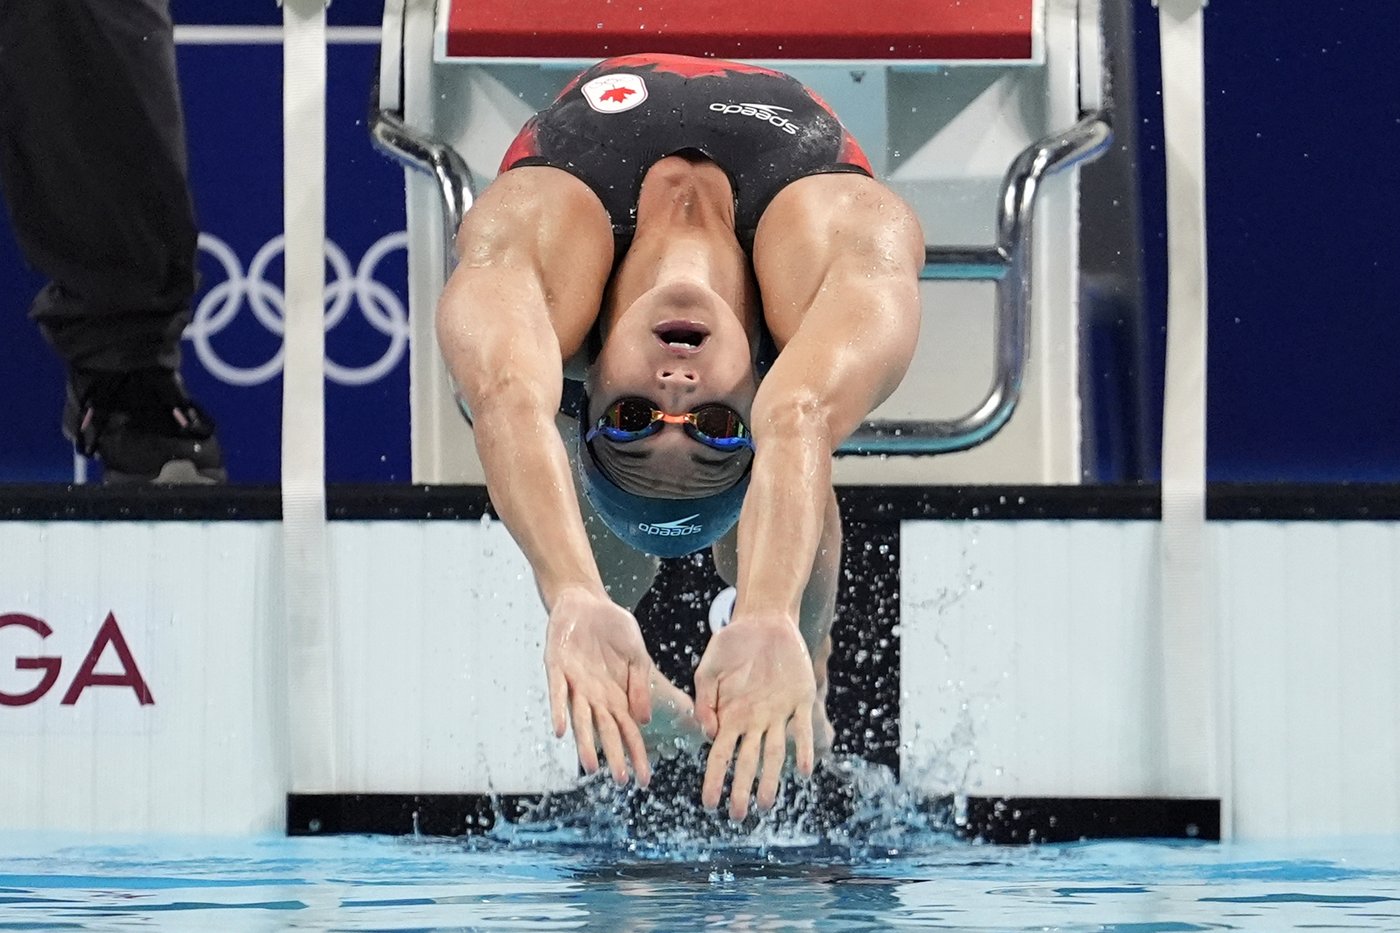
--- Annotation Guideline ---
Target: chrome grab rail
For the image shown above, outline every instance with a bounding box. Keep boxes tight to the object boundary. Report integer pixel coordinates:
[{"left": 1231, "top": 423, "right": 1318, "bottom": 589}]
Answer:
[
  {"left": 848, "top": 112, "right": 1113, "bottom": 455},
  {"left": 370, "top": 104, "right": 474, "bottom": 278},
  {"left": 369, "top": 78, "right": 1111, "bottom": 456}
]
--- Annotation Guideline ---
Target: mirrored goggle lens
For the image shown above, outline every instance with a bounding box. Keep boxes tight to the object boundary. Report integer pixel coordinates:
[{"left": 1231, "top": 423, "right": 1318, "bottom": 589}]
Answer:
[
  {"left": 604, "top": 398, "right": 662, "bottom": 433},
  {"left": 688, "top": 404, "right": 748, "bottom": 440}
]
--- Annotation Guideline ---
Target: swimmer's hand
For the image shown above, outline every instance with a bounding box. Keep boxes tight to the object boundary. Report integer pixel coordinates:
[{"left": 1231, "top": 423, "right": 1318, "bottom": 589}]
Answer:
[
  {"left": 545, "top": 587, "right": 655, "bottom": 788},
  {"left": 694, "top": 612, "right": 816, "bottom": 821}
]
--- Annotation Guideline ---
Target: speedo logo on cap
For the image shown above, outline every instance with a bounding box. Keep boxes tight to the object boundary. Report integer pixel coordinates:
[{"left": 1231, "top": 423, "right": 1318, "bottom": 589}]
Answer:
[
  {"left": 638, "top": 514, "right": 703, "bottom": 537},
  {"left": 709, "top": 102, "right": 799, "bottom": 135}
]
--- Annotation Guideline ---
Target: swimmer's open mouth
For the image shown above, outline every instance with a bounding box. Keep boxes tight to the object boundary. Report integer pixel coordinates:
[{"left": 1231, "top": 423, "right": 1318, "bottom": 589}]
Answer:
[{"left": 654, "top": 321, "right": 710, "bottom": 352}]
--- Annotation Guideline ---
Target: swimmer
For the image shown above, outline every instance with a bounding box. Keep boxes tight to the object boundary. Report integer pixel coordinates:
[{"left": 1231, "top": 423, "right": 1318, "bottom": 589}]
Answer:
[{"left": 438, "top": 54, "right": 922, "bottom": 821}]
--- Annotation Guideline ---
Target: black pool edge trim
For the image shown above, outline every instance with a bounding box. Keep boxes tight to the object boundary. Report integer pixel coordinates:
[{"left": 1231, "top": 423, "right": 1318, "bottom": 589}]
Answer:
[
  {"left": 953, "top": 795, "right": 1220, "bottom": 844},
  {"left": 3, "top": 482, "right": 1400, "bottom": 522},
  {"left": 286, "top": 793, "right": 1221, "bottom": 845}
]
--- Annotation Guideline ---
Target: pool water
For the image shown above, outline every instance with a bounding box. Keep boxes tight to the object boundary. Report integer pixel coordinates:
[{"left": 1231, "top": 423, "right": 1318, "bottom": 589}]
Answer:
[
  {"left": 4, "top": 772, "right": 1399, "bottom": 933},
  {"left": 4, "top": 833, "right": 1398, "bottom": 931}
]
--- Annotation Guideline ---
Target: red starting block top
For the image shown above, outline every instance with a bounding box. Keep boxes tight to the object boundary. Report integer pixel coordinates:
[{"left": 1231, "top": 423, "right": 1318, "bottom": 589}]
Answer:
[{"left": 444, "top": 0, "right": 1036, "bottom": 62}]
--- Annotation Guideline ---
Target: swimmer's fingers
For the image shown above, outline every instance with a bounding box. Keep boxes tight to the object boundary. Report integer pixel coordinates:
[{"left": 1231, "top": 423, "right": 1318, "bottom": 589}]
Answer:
[
  {"left": 570, "top": 690, "right": 600, "bottom": 775},
  {"left": 728, "top": 731, "right": 764, "bottom": 821},
  {"left": 568, "top": 678, "right": 651, "bottom": 788},
  {"left": 613, "top": 695, "right": 653, "bottom": 788},
  {"left": 591, "top": 706, "right": 631, "bottom": 786},
  {"left": 627, "top": 661, "right": 652, "bottom": 727},
  {"left": 702, "top": 726, "right": 739, "bottom": 810},
  {"left": 547, "top": 665, "right": 568, "bottom": 738},
  {"left": 790, "top": 704, "right": 816, "bottom": 776},
  {"left": 756, "top": 723, "right": 789, "bottom": 812},
  {"left": 694, "top": 669, "right": 720, "bottom": 740}
]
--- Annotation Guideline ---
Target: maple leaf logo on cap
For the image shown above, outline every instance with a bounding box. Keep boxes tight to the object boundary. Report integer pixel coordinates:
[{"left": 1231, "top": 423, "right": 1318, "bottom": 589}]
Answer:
[{"left": 581, "top": 74, "right": 649, "bottom": 114}]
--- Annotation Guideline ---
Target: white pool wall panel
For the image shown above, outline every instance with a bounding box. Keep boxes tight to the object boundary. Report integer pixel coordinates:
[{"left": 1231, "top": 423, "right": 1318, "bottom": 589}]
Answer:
[
  {"left": 1218, "top": 523, "right": 1400, "bottom": 839},
  {"left": 0, "top": 519, "right": 575, "bottom": 835},
  {"left": 900, "top": 519, "right": 1400, "bottom": 839},
  {"left": 0, "top": 522, "right": 286, "bottom": 835},
  {"left": 330, "top": 520, "right": 577, "bottom": 795},
  {"left": 4, "top": 516, "right": 1397, "bottom": 837},
  {"left": 900, "top": 521, "right": 1162, "bottom": 799}
]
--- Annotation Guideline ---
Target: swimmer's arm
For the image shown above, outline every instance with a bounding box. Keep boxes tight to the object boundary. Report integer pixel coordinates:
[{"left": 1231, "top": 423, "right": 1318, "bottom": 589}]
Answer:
[
  {"left": 712, "top": 488, "right": 840, "bottom": 664},
  {"left": 438, "top": 172, "right": 656, "bottom": 785},
  {"left": 737, "top": 179, "right": 923, "bottom": 625},
  {"left": 435, "top": 173, "right": 613, "bottom": 608},
  {"left": 439, "top": 275, "right": 595, "bottom": 605},
  {"left": 694, "top": 179, "right": 921, "bottom": 817},
  {"left": 712, "top": 486, "right": 839, "bottom": 745}
]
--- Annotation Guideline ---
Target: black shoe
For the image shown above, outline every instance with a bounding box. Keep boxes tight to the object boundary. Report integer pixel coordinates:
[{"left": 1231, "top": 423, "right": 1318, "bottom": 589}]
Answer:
[{"left": 63, "top": 368, "right": 228, "bottom": 485}]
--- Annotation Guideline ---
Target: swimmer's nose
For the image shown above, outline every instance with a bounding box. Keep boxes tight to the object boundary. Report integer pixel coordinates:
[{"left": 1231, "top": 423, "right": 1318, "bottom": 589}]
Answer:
[
  {"left": 657, "top": 366, "right": 697, "bottom": 386},
  {"left": 656, "top": 367, "right": 698, "bottom": 408}
]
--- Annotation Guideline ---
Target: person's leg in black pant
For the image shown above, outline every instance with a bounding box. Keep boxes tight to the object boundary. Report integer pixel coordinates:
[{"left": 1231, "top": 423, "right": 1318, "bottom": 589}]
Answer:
[{"left": 0, "top": 0, "right": 225, "bottom": 483}]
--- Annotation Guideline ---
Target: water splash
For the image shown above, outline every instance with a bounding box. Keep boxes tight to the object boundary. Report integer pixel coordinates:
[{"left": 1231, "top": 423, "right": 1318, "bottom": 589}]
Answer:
[{"left": 484, "top": 754, "right": 958, "bottom": 865}]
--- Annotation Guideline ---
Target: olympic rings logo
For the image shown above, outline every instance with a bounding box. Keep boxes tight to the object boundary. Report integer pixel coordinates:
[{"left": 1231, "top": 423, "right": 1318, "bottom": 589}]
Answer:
[{"left": 187, "top": 231, "right": 409, "bottom": 387}]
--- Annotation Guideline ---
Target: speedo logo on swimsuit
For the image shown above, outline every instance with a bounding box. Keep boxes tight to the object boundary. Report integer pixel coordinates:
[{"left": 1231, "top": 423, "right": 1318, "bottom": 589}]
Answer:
[
  {"left": 709, "top": 102, "right": 799, "bottom": 135},
  {"left": 638, "top": 514, "right": 704, "bottom": 537}
]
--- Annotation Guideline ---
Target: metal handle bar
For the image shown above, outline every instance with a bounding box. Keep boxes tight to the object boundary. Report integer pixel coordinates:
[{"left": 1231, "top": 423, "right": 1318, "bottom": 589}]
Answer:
[
  {"left": 369, "top": 102, "right": 474, "bottom": 277},
  {"left": 846, "top": 112, "right": 1113, "bottom": 455}
]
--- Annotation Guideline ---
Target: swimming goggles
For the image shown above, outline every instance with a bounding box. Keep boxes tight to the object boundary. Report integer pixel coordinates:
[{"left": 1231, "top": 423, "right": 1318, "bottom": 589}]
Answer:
[{"left": 585, "top": 397, "right": 754, "bottom": 452}]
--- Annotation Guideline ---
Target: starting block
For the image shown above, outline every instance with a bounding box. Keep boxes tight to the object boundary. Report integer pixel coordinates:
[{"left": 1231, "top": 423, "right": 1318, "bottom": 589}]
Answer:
[{"left": 373, "top": 0, "right": 1110, "bottom": 484}]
